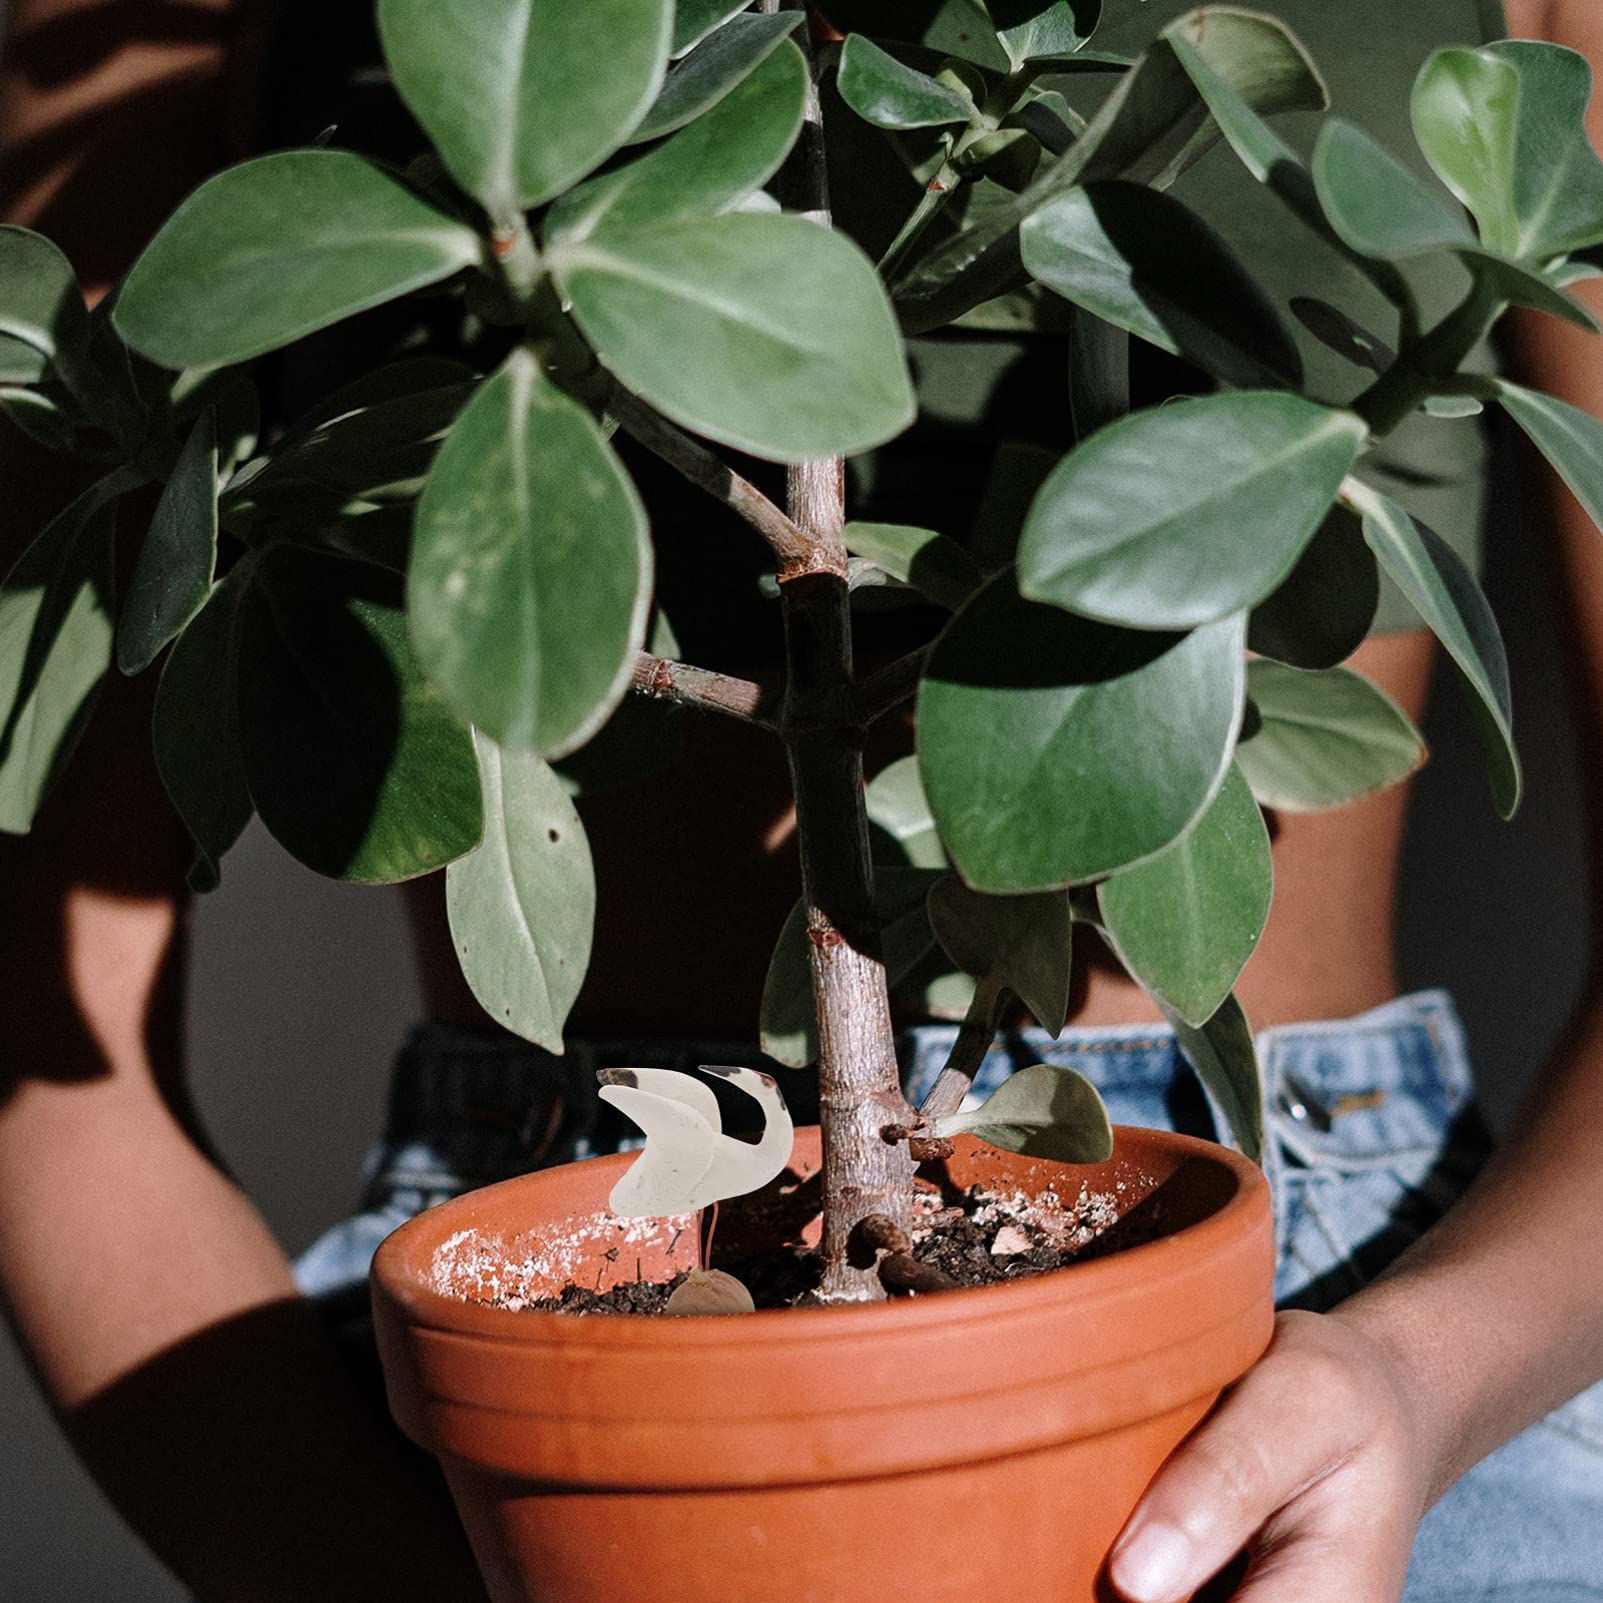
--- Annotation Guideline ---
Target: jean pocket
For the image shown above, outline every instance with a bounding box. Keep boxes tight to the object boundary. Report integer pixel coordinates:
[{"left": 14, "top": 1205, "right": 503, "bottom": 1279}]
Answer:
[{"left": 1274, "top": 1111, "right": 1491, "bottom": 1310}]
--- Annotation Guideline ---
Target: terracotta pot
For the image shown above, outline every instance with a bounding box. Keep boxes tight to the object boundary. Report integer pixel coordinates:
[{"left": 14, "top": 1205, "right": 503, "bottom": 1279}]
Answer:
[{"left": 371, "top": 1126, "right": 1272, "bottom": 1603}]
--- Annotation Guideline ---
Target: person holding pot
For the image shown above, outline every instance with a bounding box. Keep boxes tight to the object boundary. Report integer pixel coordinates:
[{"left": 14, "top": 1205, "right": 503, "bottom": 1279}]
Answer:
[{"left": 2, "top": 2, "right": 1603, "bottom": 1602}]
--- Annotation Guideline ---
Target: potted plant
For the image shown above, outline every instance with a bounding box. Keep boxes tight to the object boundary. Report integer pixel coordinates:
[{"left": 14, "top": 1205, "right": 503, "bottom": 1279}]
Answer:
[{"left": 5, "top": 1, "right": 1603, "bottom": 1598}]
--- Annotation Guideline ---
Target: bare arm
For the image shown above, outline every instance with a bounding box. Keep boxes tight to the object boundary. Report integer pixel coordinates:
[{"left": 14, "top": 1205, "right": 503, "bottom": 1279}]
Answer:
[
  {"left": 0, "top": 4, "right": 483, "bottom": 1596},
  {"left": 1110, "top": 5, "right": 1603, "bottom": 1598}
]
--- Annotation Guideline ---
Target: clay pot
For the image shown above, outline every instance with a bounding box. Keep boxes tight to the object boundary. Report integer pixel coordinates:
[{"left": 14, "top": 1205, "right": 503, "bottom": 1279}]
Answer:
[{"left": 371, "top": 1126, "right": 1272, "bottom": 1603}]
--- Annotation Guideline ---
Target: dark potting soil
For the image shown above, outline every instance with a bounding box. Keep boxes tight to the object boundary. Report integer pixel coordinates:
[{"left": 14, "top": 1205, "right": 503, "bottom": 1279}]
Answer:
[{"left": 524, "top": 1179, "right": 1168, "bottom": 1316}]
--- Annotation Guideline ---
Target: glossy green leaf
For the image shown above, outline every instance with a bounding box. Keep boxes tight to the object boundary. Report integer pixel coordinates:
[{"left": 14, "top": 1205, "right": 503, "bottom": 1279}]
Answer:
[
  {"left": 236, "top": 548, "right": 481, "bottom": 882},
  {"left": 628, "top": 11, "right": 802, "bottom": 144},
  {"left": 1311, "top": 117, "right": 1472, "bottom": 261},
  {"left": 1021, "top": 182, "right": 1302, "bottom": 389},
  {"left": 673, "top": 0, "right": 751, "bottom": 56},
  {"left": 893, "top": 8, "right": 1325, "bottom": 330},
  {"left": 917, "top": 578, "right": 1244, "bottom": 891},
  {"left": 990, "top": 0, "right": 1100, "bottom": 67},
  {"left": 115, "top": 152, "right": 482, "bottom": 369},
  {"left": 1235, "top": 660, "right": 1424, "bottom": 814},
  {"left": 556, "top": 213, "right": 914, "bottom": 461},
  {"left": 1098, "top": 765, "right": 1270, "bottom": 1027},
  {"left": 1247, "top": 505, "right": 1379, "bottom": 670},
  {"left": 866, "top": 755, "right": 947, "bottom": 868},
  {"left": 842, "top": 522, "right": 981, "bottom": 611},
  {"left": 760, "top": 866, "right": 943, "bottom": 1067},
  {"left": 928, "top": 875, "right": 1073, "bottom": 1033},
  {"left": 837, "top": 35, "right": 975, "bottom": 130},
  {"left": 1413, "top": 42, "right": 1603, "bottom": 262},
  {"left": 1347, "top": 480, "right": 1519, "bottom": 819},
  {"left": 117, "top": 411, "right": 218, "bottom": 676},
  {"left": 1169, "top": 993, "right": 1262, "bottom": 1161},
  {"left": 0, "top": 483, "right": 116, "bottom": 833},
  {"left": 546, "top": 42, "right": 806, "bottom": 245},
  {"left": 930, "top": 1062, "right": 1113, "bottom": 1163},
  {"left": 1018, "top": 392, "right": 1364, "bottom": 630},
  {"left": 408, "top": 349, "right": 651, "bottom": 759},
  {"left": 379, "top": 0, "right": 671, "bottom": 215},
  {"left": 0, "top": 226, "right": 89, "bottom": 384},
  {"left": 152, "top": 571, "right": 253, "bottom": 890},
  {"left": 1493, "top": 378, "right": 1603, "bottom": 543},
  {"left": 446, "top": 732, "right": 595, "bottom": 1050}
]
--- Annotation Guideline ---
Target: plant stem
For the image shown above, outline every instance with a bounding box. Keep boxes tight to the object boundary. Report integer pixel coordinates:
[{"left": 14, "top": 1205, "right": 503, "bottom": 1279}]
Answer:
[
  {"left": 917, "top": 976, "right": 1007, "bottom": 1123},
  {"left": 776, "top": 3, "right": 917, "bottom": 1302},
  {"left": 856, "top": 644, "right": 932, "bottom": 723},
  {"left": 1354, "top": 276, "right": 1505, "bottom": 437},
  {"left": 630, "top": 653, "right": 781, "bottom": 728},
  {"left": 607, "top": 387, "right": 827, "bottom": 577}
]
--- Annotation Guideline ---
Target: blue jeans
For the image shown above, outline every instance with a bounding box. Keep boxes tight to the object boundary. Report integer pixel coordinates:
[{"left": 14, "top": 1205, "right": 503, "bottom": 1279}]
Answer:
[{"left": 297, "top": 992, "right": 1603, "bottom": 1598}]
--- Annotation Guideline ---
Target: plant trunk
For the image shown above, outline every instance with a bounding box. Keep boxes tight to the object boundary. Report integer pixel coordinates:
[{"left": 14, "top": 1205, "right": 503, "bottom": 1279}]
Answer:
[{"left": 775, "top": 5, "right": 917, "bottom": 1301}]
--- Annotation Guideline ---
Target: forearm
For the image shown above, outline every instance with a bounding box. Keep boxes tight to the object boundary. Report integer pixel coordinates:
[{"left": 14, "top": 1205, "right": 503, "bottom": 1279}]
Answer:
[{"left": 1332, "top": 1007, "right": 1603, "bottom": 1503}]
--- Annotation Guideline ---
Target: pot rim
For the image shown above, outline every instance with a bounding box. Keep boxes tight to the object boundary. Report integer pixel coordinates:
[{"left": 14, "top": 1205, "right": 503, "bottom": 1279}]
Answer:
[{"left": 372, "top": 1125, "right": 1269, "bottom": 1345}]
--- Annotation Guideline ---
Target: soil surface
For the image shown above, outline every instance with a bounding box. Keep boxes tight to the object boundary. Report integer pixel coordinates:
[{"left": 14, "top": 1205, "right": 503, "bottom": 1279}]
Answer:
[{"left": 522, "top": 1178, "right": 1164, "bottom": 1316}]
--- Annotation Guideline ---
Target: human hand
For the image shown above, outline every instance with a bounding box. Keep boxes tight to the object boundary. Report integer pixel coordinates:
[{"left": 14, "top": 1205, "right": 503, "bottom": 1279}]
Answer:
[{"left": 1106, "top": 1308, "right": 1436, "bottom": 1602}]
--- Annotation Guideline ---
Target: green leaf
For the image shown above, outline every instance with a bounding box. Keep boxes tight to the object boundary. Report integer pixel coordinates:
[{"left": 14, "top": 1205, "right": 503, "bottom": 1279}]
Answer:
[
  {"left": 893, "top": 7, "right": 1326, "bottom": 330},
  {"left": 927, "top": 875, "right": 1073, "bottom": 1033},
  {"left": 1068, "top": 308, "right": 1128, "bottom": 440},
  {"left": 239, "top": 383, "right": 472, "bottom": 509},
  {"left": 628, "top": 11, "right": 802, "bottom": 144},
  {"left": 917, "top": 577, "right": 1244, "bottom": 891},
  {"left": 153, "top": 571, "right": 253, "bottom": 890},
  {"left": 837, "top": 35, "right": 975, "bottom": 130},
  {"left": 1413, "top": 42, "right": 1603, "bottom": 262},
  {"left": 446, "top": 732, "right": 595, "bottom": 1050},
  {"left": 930, "top": 1062, "right": 1113, "bottom": 1163},
  {"left": 236, "top": 548, "right": 481, "bottom": 882},
  {"left": 545, "top": 41, "right": 806, "bottom": 245},
  {"left": 1247, "top": 505, "right": 1379, "bottom": 670},
  {"left": 1020, "top": 181, "right": 1303, "bottom": 389},
  {"left": 117, "top": 411, "right": 218, "bottom": 676},
  {"left": 760, "top": 866, "right": 944, "bottom": 1067},
  {"left": 1235, "top": 659, "right": 1425, "bottom": 814},
  {"left": 1347, "top": 480, "right": 1519, "bottom": 819},
  {"left": 1168, "top": 993, "right": 1262, "bottom": 1161},
  {"left": 0, "top": 482, "right": 116, "bottom": 833},
  {"left": 842, "top": 522, "right": 981, "bottom": 611},
  {"left": 989, "top": 0, "right": 1100, "bottom": 67},
  {"left": 1018, "top": 392, "right": 1364, "bottom": 630},
  {"left": 1460, "top": 252, "right": 1599, "bottom": 331},
  {"left": 378, "top": 0, "right": 672, "bottom": 216},
  {"left": 821, "top": 1, "right": 1010, "bottom": 71},
  {"left": 865, "top": 755, "right": 947, "bottom": 868},
  {"left": 114, "top": 152, "right": 482, "bottom": 370},
  {"left": 556, "top": 213, "right": 914, "bottom": 461},
  {"left": 0, "top": 226, "right": 90, "bottom": 384},
  {"left": 673, "top": 0, "right": 751, "bottom": 56},
  {"left": 1311, "top": 117, "right": 1473, "bottom": 260},
  {"left": 1097, "top": 765, "right": 1270, "bottom": 1028},
  {"left": 408, "top": 349, "right": 651, "bottom": 759},
  {"left": 1493, "top": 378, "right": 1603, "bottom": 543},
  {"left": 1164, "top": 29, "right": 1409, "bottom": 314}
]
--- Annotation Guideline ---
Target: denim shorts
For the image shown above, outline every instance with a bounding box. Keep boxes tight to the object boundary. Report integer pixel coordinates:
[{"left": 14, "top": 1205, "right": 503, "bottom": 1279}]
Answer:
[{"left": 295, "top": 990, "right": 1603, "bottom": 1598}]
